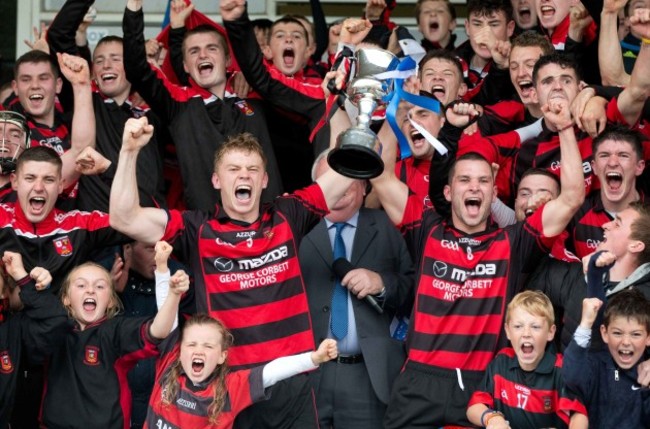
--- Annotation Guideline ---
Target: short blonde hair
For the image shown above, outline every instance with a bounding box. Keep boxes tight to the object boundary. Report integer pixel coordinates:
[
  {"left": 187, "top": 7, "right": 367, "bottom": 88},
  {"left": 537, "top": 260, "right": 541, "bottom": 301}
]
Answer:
[
  {"left": 506, "top": 290, "right": 554, "bottom": 328},
  {"left": 213, "top": 132, "right": 267, "bottom": 173}
]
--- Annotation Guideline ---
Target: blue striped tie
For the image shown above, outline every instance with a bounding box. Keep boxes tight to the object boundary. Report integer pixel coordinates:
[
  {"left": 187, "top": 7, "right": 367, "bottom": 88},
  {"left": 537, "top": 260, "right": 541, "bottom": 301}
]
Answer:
[{"left": 330, "top": 222, "right": 348, "bottom": 339}]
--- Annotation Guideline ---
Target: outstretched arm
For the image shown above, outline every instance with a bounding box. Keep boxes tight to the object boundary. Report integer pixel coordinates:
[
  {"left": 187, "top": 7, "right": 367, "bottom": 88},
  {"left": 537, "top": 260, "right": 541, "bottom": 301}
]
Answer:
[
  {"left": 57, "top": 53, "right": 95, "bottom": 191},
  {"left": 154, "top": 241, "right": 188, "bottom": 331},
  {"left": 366, "top": 110, "right": 409, "bottom": 224},
  {"left": 47, "top": 0, "right": 94, "bottom": 55},
  {"left": 539, "top": 99, "right": 585, "bottom": 237},
  {"left": 262, "top": 339, "right": 338, "bottom": 388},
  {"left": 598, "top": 0, "right": 630, "bottom": 86},
  {"left": 149, "top": 242, "right": 188, "bottom": 339},
  {"left": 368, "top": 147, "right": 410, "bottom": 226},
  {"left": 109, "top": 117, "right": 168, "bottom": 243},
  {"left": 4, "top": 251, "right": 68, "bottom": 363},
  {"left": 617, "top": 8, "right": 650, "bottom": 125}
]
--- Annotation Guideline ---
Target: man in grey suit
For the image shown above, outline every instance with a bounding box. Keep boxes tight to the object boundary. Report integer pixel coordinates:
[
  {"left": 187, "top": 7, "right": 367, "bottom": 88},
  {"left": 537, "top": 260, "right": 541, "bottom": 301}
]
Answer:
[{"left": 299, "top": 150, "right": 415, "bottom": 428}]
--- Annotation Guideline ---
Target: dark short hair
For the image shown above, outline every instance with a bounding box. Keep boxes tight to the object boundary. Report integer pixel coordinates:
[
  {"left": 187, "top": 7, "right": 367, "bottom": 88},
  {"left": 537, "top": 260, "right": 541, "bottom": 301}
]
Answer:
[
  {"left": 15, "top": 146, "right": 62, "bottom": 175},
  {"left": 532, "top": 53, "right": 581, "bottom": 85},
  {"left": 182, "top": 24, "right": 230, "bottom": 58},
  {"left": 448, "top": 152, "right": 491, "bottom": 184},
  {"left": 604, "top": 287, "right": 650, "bottom": 332},
  {"left": 467, "top": 0, "right": 513, "bottom": 22},
  {"left": 520, "top": 167, "right": 561, "bottom": 192},
  {"left": 14, "top": 50, "right": 59, "bottom": 80},
  {"left": 592, "top": 124, "right": 645, "bottom": 160},
  {"left": 251, "top": 18, "right": 273, "bottom": 30},
  {"left": 418, "top": 49, "right": 464, "bottom": 78},
  {"left": 511, "top": 31, "right": 554, "bottom": 56},
  {"left": 95, "top": 35, "right": 124, "bottom": 52}
]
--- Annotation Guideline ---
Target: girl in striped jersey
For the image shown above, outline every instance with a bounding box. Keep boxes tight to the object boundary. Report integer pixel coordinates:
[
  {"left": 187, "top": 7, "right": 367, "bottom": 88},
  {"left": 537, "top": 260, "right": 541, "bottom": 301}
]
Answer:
[{"left": 145, "top": 315, "right": 338, "bottom": 429}]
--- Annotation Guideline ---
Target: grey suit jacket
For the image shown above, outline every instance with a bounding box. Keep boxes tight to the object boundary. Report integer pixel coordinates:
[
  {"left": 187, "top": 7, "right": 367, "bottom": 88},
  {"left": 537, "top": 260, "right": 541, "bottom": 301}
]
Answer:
[{"left": 299, "top": 207, "right": 414, "bottom": 404}]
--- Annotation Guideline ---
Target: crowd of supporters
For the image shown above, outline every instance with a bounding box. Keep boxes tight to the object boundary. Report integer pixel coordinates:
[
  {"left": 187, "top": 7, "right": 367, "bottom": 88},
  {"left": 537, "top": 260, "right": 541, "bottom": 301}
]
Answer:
[{"left": 1, "top": 0, "right": 650, "bottom": 427}]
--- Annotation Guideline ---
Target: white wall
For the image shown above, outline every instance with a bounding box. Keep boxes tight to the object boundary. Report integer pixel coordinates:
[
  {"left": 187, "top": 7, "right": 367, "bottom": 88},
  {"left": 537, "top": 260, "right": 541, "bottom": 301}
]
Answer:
[{"left": 16, "top": 0, "right": 467, "bottom": 58}]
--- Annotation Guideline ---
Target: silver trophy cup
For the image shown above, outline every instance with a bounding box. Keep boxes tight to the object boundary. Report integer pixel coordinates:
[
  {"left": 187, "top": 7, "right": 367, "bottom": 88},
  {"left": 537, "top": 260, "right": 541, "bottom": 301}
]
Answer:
[{"left": 328, "top": 48, "right": 400, "bottom": 179}]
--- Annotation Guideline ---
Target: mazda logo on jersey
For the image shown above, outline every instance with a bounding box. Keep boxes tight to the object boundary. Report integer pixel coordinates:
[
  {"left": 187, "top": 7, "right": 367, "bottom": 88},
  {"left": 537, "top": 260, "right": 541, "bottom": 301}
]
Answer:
[
  {"left": 214, "top": 257, "right": 234, "bottom": 272},
  {"left": 432, "top": 261, "right": 448, "bottom": 278}
]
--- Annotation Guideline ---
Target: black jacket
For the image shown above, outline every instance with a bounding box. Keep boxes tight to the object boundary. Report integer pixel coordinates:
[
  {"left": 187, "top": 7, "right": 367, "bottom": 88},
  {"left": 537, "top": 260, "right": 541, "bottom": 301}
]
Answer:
[
  {"left": 526, "top": 257, "right": 650, "bottom": 351},
  {"left": 0, "top": 278, "right": 68, "bottom": 429}
]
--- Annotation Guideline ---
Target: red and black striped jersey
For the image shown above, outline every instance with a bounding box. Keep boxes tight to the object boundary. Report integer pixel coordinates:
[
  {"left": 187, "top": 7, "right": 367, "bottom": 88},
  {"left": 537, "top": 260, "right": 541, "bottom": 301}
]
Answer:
[
  {"left": 397, "top": 157, "right": 432, "bottom": 210},
  {"left": 24, "top": 115, "right": 71, "bottom": 156},
  {"left": 510, "top": 98, "right": 632, "bottom": 205},
  {"left": 511, "top": 123, "right": 596, "bottom": 206},
  {"left": 4, "top": 95, "right": 71, "bottom": 156},
  {"left": 566, "top": 191, "right": 646, "bottom": 258},
  {"left": 566, "top": 192, "right": 612, "bottom": 259},
  {"left": 162, "top": 185, "right": 328, "bottom": 370},
  {"left": 145, "top": 342, "right": 266, "bottom": 429},
  {"left": 399, "top": 198, "right": 556, "bottom": 372},
  {"left": 468, "top": 347, "right": 586, "bottom": 429}
]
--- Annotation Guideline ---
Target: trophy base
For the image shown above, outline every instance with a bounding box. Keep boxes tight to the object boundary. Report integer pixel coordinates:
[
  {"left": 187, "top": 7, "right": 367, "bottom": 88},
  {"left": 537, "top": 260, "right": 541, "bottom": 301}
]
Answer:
[{"left": 328, "top": 145, "right": 384, "bottom": 180}]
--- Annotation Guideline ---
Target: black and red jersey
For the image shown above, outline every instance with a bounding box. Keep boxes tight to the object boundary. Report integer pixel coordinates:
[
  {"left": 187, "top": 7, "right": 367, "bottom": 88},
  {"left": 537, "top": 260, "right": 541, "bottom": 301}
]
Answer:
[
  {"left": 41, "top": 318, "right": 159, "bottom": 429},
  {"left": 545, "top": 14, "right": 597, "bottom": 52},
  {"left": 75, "top": 93, "right": 168, "bottom": 213},
  {"left": 0, "top": 278, "right": 68, "bottom": 429},
  {"left": 122, "top": 8, "right": 284, "bottom": 212},
  {"left": 162, "top": 185, "right": 328, "bottom": 370},
  {"left": 510, "top": 122, "right": 596, "bottom": 205},
  {"left": 453, "top": 41, "right": 516, "bottom": 106},
  {"left": 477, "top": 100, "right": 539, "bottom": 137},
  {"left": 468, "top": 347, "right": 586, "bottom": 429},
  {"left": 4, "top": 95, "right": 71, "bottom": 156},
  {"left": 223, "top": 12, "right": 328, "bottom": 191},
  {"left": 0, "top": 202, "right": 129, "bottom": 293},
  {"left": 565, "top": 191, "right": 646, "bottom": 258},
  {"left": 399, "top": 198, "right": 556, "bottom": 372},
  {"left": 145, "top": 342, "right": 266, "bottom": 429},
  {"left": 397, "top": 157, "right": 432, "bottom": 210},
  {"left": 24, "top": 115, "right": 71, "bottom": 156},
  {"left": 566, "top": 192, "right": 612, "bottom": 259}
]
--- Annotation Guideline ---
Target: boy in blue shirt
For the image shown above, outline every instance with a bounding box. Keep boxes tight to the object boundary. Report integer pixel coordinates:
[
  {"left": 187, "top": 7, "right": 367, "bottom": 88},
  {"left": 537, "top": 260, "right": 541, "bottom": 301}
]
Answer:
[{"left": 564, "top": 285, "right": 650, "bottom": 429}]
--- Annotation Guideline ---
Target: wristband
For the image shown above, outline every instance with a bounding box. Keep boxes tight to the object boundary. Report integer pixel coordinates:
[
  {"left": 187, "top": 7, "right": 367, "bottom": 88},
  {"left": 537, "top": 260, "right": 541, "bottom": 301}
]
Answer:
[
  {"left": 480, "top": 409, "right": 494, "bottom": 426},
  {"left": 15, "top": 275, "right": 31, "bottom": 288},
  {"left": 642, "top": 38, "right": 650, "bottom": 45},
  {"left": 484, "top": 411, "right": 506, "bottom": 427},
  {"left": 557, "top": 123, "right": 574, "bottom": 133}
]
